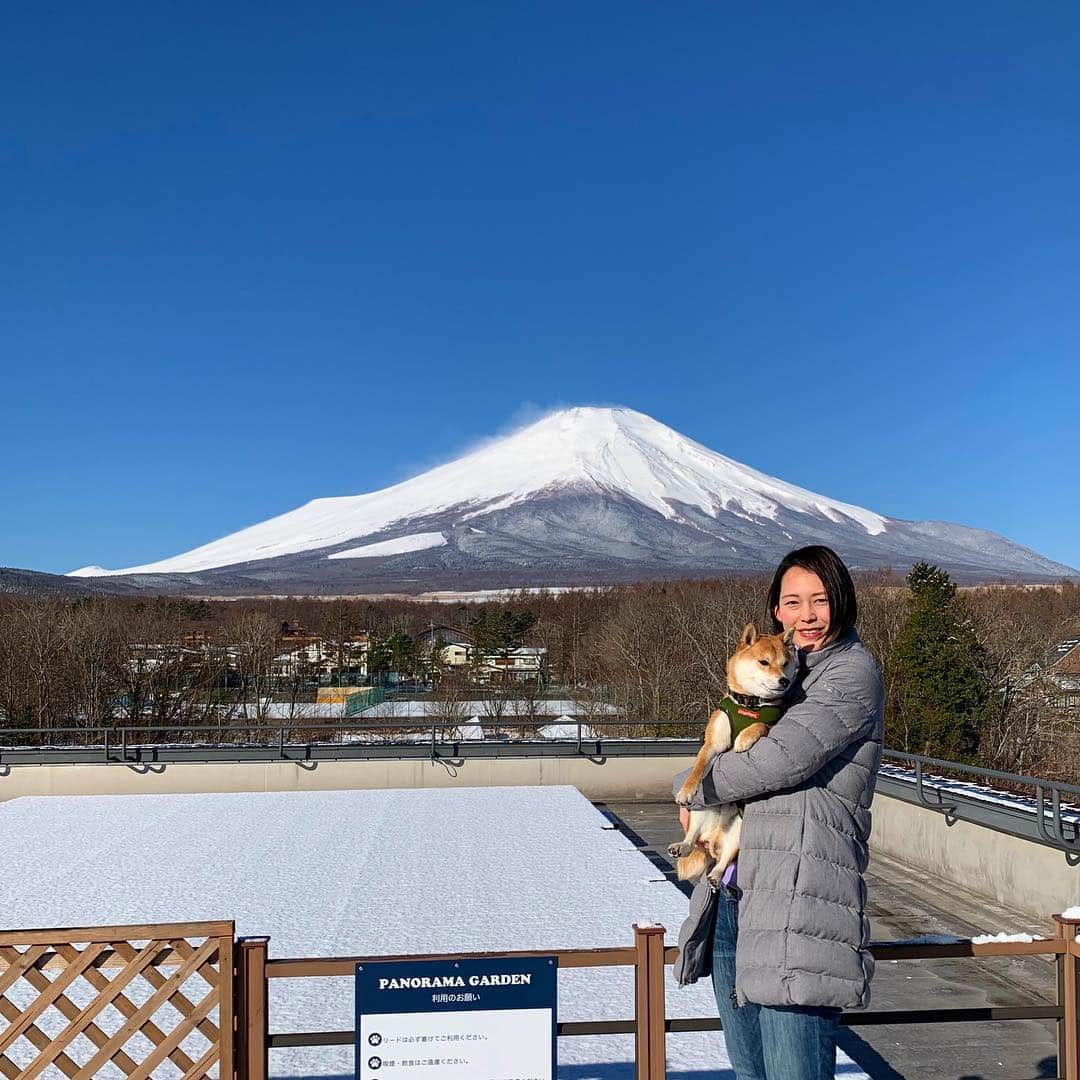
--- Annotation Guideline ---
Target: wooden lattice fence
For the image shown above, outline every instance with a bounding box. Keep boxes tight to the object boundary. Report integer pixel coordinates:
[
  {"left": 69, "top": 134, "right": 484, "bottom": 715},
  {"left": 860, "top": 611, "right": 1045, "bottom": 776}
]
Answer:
[{"left": 0, "top": 921, "right": 234, "bottom": 1079}]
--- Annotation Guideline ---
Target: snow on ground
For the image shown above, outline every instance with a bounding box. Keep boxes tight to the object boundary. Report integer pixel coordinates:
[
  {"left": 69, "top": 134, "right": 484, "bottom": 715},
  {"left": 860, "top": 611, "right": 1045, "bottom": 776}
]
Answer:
[
  {"left": 143, "top": 699, "right": 620, "bottom": 724},
  {"left": 416, "top": 587, "right": 583, "bottom": 600},
  {"left": 357, "top": 700, "right": 621, "bottom": 719},
  {"left": 885, "top": 934, "right": 964, "bottom": 945},
  {"left": 448, "top": 720, "right": 485, "bottom": 740},
  {"left": 326, "top": 532, "right": 447, "bottom": 560},
  {"left": 970, "top": 932, "right": 1044, "bottom": 944},
  {"left": 539, "top": 722, "right": 600, "bottom": 740},
  {"left": 0, "top": 787, "right": 868, "bottom": 1079}
]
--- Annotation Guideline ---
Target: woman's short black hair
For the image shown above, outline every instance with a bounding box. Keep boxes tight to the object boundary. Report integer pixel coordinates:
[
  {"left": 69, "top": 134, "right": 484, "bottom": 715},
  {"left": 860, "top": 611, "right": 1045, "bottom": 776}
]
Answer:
[{"left": 766, "top": 545, "right": 857, "bottom": 644}]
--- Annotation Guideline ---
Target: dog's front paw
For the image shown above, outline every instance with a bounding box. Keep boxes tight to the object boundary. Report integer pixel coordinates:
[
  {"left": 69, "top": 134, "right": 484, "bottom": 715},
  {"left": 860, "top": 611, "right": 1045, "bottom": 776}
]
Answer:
[
  {"left": 675, "top": 785, "right": 698, "bottom": 806},
  {"left": 667, "top": 841, "right": 689, "bottom": 858},
  {"left": 706, "top": 865, "right": 726, "bottom": 890},
  {"left": 732, "top": 721, "right": 769, "bottom": 753}
]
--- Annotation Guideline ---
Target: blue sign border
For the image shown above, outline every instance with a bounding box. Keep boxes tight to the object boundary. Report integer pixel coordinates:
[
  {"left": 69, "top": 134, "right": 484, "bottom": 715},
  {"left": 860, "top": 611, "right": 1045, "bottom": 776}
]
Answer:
[{"left": 355, "top": 955, "right": 558, "bottom": 1078}]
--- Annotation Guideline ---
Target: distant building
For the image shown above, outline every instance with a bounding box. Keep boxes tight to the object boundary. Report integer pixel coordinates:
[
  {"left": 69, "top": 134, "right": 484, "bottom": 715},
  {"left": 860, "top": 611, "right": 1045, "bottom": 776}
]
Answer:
[
  {"left": 271, "top": 636, "right": 369, "bottom": 682},
  {"left": 127, "top": 642, "right": 201, "bottom": 674},
  {"left": 418, "top": 626, "right": 474, "bottom": 648},
  {"left": 271, "top": 641, "right": 322, "bottom": 678},
  {"left": 1019, "top": 635, "right": 1080, "bottom": 710},
  {"left": 415, "top": 626, "right": 546, "bottom": 683},
  {"left": 440, "top": 642, "right": 473, "bottom": 667},
  {"left": 479, "top": 646, "right": 547, "bottom": 684},
  {"left": 415, "top": 626, "right": 473, "bottom": 668}
]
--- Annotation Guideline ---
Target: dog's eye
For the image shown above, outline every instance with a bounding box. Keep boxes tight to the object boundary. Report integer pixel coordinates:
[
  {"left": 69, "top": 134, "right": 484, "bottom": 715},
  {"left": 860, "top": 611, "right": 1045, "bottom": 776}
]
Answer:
[{"left": 758, "top": 659, "right": 769, "bottom": 666}]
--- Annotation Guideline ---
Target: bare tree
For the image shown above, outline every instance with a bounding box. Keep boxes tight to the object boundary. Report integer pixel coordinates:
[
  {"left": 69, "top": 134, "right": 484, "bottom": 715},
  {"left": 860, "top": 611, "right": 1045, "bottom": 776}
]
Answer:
[
  {"left": 2, "top": 578, "right": 1078, "bottom": 778},
  {"left": 430, "top": 671, "right": 470, "bottom": 738},
  {"left": 226, "top": 608, "right": 280, "bottom": 726}
]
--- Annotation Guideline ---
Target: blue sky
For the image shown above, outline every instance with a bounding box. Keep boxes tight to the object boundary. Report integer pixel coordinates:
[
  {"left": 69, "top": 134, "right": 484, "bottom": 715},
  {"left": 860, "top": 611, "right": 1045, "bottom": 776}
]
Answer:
[{"left": 3, "top": 2, "right": 1079, "bottom": 574}]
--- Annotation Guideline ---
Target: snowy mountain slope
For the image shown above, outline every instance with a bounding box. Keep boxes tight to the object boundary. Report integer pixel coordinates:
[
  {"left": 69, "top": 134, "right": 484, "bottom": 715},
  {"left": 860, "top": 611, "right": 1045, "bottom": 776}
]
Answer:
[
  {"left": 71, "top": 407, "right": 887, "bottom": 576},
  {"left": 326, "top": 531, "right": 448, "bottom": 560},
  {"left": 66, "top": 406, "right": 1076, "bottom": 590},
  {"left": 0, "top": 566, "right": 143, "bottom": 597}
]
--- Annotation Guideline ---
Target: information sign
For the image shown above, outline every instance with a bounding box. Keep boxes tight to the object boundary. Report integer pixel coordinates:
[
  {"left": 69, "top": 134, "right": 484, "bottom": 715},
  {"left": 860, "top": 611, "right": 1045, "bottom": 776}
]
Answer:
[{"left": 355, "top": 955, "right": 557, "bottom": 1080}]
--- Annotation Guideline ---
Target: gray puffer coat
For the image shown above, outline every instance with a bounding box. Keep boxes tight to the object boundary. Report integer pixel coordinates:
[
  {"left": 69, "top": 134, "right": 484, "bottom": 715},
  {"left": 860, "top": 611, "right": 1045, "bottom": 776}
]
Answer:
[{"left": 673, "top": 629, "right": 884, "bottom": 1009}]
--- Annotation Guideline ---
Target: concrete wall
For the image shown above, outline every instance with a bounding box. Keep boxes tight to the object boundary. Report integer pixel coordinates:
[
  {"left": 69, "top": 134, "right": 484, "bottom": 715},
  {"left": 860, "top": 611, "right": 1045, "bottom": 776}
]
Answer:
[
  {"left": 0, "top": 755, "right": 697, "bottom": 804},
  {"left": 870, "top": 791, "right": 1079, "bottom": 920}
]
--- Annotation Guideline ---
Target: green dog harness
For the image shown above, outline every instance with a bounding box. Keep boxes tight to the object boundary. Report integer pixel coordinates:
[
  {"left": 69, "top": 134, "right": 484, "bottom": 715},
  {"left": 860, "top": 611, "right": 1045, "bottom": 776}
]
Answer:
[{"left": 717, "top": 694, "right": 784, "bottom": 741}]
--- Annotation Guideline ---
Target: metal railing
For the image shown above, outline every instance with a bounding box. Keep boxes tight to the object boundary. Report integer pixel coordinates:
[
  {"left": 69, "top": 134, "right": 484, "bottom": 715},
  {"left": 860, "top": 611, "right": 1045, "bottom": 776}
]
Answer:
[
  {"left": 0, "top": 719, "right": 705, "bottom": 766},
  {"left": 879, "top": 749, "right": 1080, "bottom": 858},
  {"left": 4, "top": 723, "right": 1080, "bottom": 857}
]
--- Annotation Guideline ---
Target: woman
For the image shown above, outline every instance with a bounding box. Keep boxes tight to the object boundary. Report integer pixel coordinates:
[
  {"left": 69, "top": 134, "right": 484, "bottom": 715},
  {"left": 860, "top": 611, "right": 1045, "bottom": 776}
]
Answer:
[{"left": 673, "top": 545, "right": 884, "bottom": 1080}]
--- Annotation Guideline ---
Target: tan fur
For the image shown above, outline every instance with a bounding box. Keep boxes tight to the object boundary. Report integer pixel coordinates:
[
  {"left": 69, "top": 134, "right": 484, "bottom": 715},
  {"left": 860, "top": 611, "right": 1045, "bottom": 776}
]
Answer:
[{"left": 669, "top": 622, "right": 796, "bottom": 889}]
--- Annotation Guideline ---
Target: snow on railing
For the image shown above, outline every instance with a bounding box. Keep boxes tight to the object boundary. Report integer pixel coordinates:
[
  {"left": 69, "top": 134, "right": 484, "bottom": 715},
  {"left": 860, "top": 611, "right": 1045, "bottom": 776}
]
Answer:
[{"left": 879, "top": 750, "right": 1080, "bottom": 857}]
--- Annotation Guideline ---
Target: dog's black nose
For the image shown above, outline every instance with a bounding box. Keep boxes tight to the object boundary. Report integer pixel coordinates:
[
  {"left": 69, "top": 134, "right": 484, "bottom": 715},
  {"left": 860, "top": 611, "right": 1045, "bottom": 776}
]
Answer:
[{"left": 779, "top": 676, "right": 789, "bottom": 688}]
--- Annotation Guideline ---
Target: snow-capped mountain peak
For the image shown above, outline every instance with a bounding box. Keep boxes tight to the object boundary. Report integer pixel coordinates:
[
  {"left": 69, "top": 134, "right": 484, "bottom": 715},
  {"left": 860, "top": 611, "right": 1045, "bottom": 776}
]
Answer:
[
  {"left": 69, "top": 406, "right": 886, "bottom": 577},
  {"left": 453, "top": 406, "right": 887, "bottom": 534},
  {"left": 67, "top": 405, "right": 1074, "bottom": 585}
]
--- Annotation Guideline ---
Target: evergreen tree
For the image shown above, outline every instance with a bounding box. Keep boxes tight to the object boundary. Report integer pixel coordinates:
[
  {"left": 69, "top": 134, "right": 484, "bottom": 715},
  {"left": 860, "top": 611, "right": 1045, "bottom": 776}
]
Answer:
[
  {"left": 470, "top": 608, "right": 537, "bottom": 657},
  {"left": 886, "top": 562, "right": 991, "bottom": 760},
  {"left": 366, "top": 631, "right": 393, "bottom": 685},
  {"left": 387, "top": 630, "right": 419, "bottom": 682}
]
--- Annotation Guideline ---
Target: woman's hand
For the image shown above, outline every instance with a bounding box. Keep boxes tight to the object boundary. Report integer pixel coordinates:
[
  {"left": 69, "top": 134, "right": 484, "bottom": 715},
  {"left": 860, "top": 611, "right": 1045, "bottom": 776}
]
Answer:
[{"left": 678, "top": 806, "right": 710, "bottom": 853}]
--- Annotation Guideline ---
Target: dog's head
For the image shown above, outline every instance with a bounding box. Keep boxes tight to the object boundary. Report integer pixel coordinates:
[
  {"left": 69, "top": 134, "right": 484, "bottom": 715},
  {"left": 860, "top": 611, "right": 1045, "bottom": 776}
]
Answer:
[{"left": 726, "top": 622, "right": 798, "bottom": 701}]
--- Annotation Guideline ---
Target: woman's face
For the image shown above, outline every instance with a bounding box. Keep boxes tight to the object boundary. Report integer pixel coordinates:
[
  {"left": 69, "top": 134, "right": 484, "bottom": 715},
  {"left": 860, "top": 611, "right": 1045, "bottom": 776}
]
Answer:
[{"left": 774, "top": 566, "right": 831, "bottom": 651}]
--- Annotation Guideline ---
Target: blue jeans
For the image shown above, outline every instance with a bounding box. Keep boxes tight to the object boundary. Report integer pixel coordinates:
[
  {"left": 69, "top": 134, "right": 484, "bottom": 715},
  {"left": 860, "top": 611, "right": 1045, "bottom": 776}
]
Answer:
[{"left": 711, "top": 890, "right": 840, "bottom": 1080}]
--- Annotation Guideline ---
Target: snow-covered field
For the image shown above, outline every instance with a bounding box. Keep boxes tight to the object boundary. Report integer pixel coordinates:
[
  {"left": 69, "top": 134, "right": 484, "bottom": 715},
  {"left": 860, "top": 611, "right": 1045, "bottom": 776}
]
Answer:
[{"left": 0, "top": 787, "right": 868, "bottom": 1079}]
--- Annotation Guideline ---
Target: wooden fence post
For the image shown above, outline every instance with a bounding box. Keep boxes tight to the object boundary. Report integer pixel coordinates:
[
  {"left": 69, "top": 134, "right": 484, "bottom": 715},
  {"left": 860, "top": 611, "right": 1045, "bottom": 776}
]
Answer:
[
  {"left": 634, "top": 924, "right": 667, "bottom": 1080},
  {"left": 236, "top": 936, "right": 269, "bottom": 1080},
  {"left": 1059, "top": 942, "right": 1069, "bottom": 1080},
  {"left": 1054, "top": 915, "right": 1080, "bottom": 1080}
]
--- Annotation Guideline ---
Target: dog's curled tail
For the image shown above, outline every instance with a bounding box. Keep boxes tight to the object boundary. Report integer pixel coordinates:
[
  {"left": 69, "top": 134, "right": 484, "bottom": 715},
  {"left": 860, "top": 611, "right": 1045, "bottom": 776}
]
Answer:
[{"left": 675, "top": 848, "right": 710, "bottom": 883}]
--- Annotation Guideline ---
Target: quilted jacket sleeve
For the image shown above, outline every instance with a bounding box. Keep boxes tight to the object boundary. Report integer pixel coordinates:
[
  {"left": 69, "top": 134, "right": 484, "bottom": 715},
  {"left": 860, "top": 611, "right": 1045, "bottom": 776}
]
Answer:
[{"left": 674, "top": 651, "right": 883, "bottom": 808}]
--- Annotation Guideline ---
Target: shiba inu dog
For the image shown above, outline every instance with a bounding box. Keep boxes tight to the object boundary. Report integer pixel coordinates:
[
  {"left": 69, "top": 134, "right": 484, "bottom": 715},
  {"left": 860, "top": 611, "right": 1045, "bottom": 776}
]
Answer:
[{"left": 669, "top": 623, "right": 797, "bottom": 889}]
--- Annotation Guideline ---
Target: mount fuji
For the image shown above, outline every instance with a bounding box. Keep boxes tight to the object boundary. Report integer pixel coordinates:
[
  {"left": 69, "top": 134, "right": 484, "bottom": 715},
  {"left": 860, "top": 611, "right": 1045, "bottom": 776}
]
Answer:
[{"left": 68, "top": 406, "right": 1075, "bottom": 593}]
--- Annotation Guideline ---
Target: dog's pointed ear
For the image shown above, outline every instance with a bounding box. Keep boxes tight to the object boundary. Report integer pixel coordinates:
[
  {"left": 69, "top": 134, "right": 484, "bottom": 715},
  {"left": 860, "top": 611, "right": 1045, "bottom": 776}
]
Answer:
[
  {"left": 740, "top": 622, "right": 758, "bottom": 648},
  {"left": 782, "top": 625, "right": 797, "bottom": 645}
]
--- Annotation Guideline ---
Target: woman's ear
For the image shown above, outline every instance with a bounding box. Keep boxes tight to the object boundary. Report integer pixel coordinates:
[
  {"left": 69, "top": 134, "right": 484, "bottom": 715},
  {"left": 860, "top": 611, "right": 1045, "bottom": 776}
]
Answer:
[{"left": 740, "top": 622, "right": 758, "bottom": 648}]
